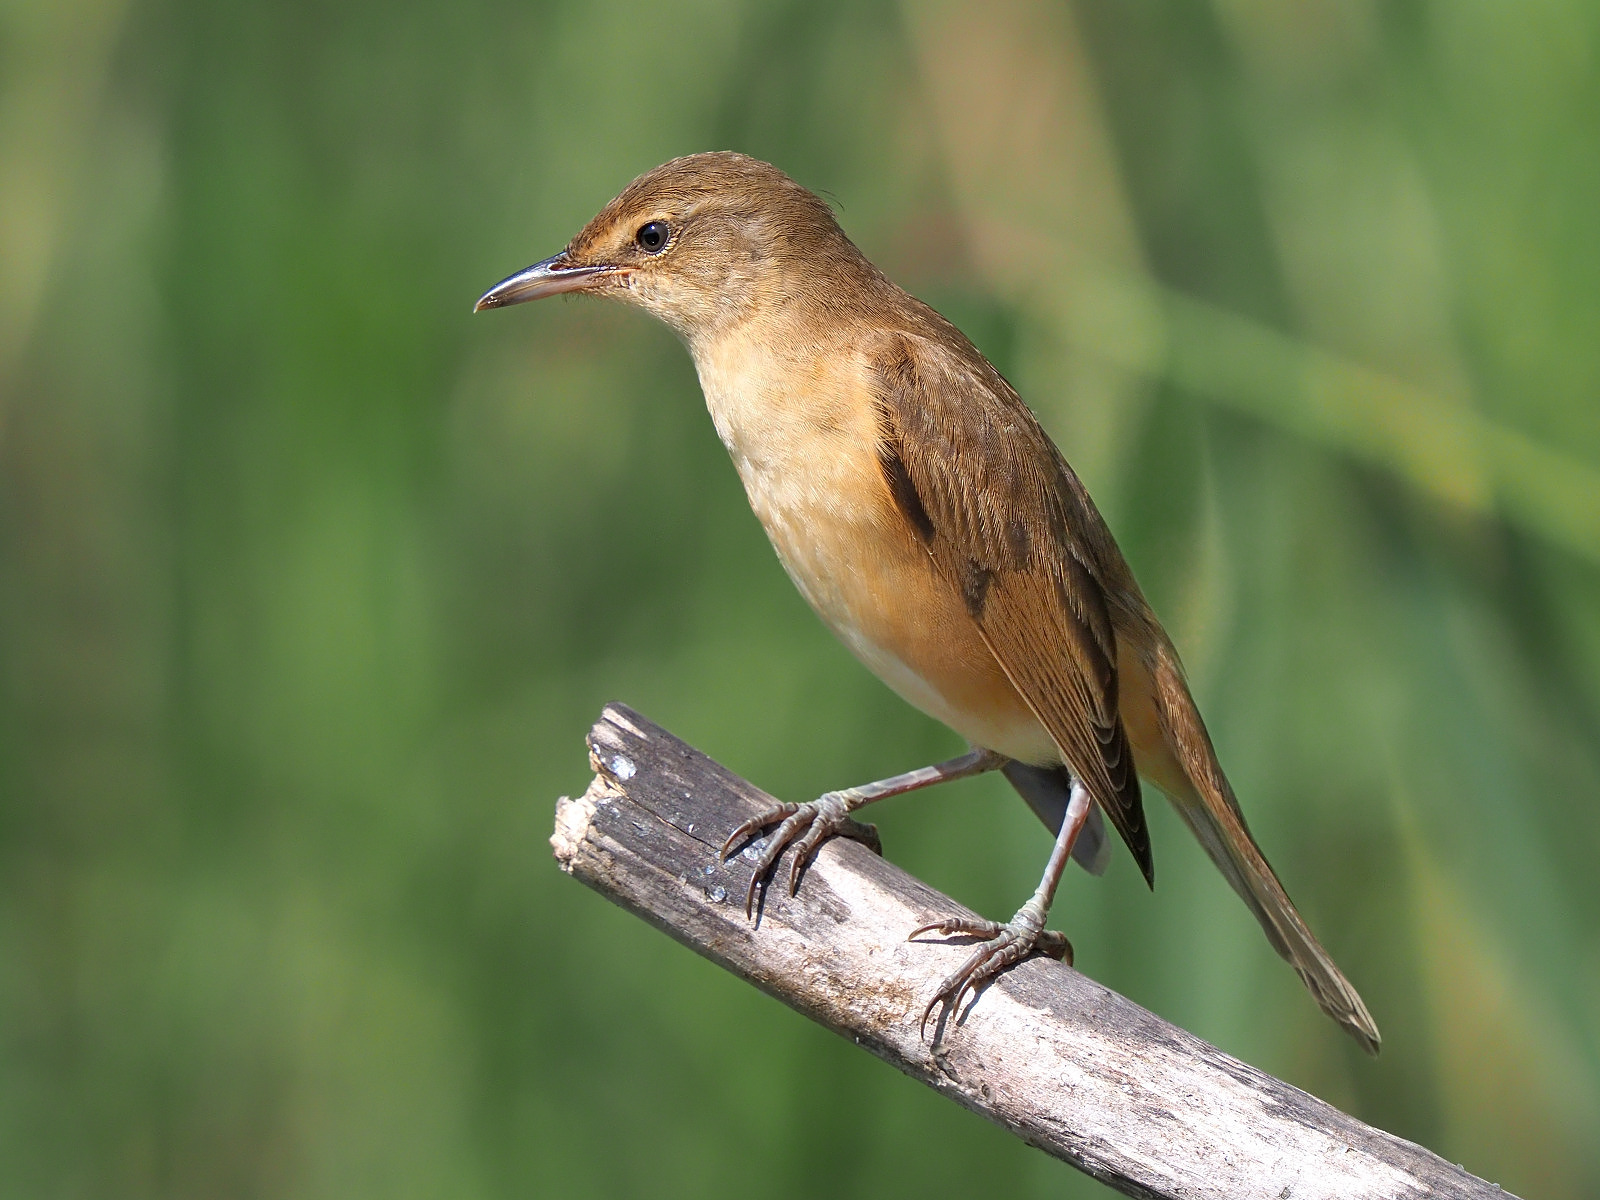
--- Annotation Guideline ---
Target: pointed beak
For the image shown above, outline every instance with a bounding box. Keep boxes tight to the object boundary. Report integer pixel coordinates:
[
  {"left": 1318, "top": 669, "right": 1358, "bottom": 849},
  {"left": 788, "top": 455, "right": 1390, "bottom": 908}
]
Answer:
[{"left": 473, "top": 253, "right": 611, "bottom": 311}]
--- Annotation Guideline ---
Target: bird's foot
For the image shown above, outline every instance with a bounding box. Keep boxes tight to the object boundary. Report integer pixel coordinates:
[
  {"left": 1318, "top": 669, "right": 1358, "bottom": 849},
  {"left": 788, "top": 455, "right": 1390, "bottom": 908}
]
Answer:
[
  {"left": 909, "top": 909, "right": 1071, "bottom": 1039},
  {"left": 720, "top": 792, "right": 883, "bottom": 917}
]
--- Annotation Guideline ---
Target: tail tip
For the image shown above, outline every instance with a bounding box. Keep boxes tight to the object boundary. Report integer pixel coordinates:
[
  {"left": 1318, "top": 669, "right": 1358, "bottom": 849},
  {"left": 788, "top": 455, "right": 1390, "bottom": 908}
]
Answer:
[{"left": 1349, "top": 1022, "right": 1382, "bottom": 1057}]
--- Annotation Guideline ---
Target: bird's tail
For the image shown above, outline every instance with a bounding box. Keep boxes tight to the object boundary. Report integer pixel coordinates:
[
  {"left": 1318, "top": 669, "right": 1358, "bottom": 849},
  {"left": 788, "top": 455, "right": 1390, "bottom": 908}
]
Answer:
[{"left": 1148, "top": 642, "right": 1381, "bottom": 1055}]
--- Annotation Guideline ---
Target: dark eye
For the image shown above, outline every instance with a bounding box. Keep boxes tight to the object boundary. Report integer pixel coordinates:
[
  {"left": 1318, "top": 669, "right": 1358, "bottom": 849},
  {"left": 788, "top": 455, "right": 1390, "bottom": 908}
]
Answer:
[{"left": 635, "top": 221, "right": 669, "bottom": 254}]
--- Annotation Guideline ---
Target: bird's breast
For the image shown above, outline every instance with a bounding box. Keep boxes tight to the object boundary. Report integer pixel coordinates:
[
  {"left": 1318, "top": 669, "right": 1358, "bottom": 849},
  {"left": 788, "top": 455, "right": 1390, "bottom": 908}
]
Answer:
[{"left": 691, "top": 334, "right": 1056, "bottom": 764}]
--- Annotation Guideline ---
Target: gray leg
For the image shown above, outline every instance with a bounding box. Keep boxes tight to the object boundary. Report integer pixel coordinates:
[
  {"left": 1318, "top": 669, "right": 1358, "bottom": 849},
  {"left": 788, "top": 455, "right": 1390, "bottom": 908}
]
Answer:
[
  {"left": 721, "top": 747, "right": 1007, "bottom": 917},
  {"left": 1001, "top": 761, "right": 1110, "bottom": 875},
  {"left": 912, "top": 772, "right": 1094, "bottom": 1038}
]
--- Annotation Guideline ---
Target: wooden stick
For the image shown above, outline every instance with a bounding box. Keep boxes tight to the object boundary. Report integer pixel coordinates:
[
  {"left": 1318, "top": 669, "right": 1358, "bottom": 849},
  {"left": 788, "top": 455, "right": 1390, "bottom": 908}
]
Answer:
[{"left": 552, "top": 704, "right": 1511, "bottom": 1200}]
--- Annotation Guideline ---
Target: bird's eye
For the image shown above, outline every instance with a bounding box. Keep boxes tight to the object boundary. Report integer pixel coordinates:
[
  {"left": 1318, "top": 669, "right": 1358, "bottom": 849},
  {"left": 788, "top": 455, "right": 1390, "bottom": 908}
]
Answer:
[{"left": 635, "top": 221, "right": 669, "bottom": 254}]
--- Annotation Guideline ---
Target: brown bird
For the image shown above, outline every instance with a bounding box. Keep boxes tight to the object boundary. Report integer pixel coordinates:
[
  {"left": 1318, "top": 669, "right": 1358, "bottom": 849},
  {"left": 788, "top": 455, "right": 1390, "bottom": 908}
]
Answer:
[{"left": 476, "top": 152, "right": 1380, "bottom": 1053}]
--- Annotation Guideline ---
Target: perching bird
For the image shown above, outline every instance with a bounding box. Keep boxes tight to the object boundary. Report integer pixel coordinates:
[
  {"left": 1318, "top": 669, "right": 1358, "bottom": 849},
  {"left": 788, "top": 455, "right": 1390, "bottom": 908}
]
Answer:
[{"left": 476, "top": 152, "right": 1380, "bottom": 1053}]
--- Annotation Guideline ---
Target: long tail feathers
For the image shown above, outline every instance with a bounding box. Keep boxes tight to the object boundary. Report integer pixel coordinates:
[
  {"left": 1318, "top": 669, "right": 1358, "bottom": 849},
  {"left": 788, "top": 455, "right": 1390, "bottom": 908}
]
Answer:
[{"left": 1152, "top": 646, "right": 1382, "bottom": 1055}]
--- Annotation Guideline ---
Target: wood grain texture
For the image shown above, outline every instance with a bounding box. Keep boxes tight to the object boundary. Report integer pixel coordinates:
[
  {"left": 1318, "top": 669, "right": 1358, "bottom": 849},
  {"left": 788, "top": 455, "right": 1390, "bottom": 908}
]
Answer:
[{"left": 552, "top": 704, "right": 1511, "bottom": 1200}]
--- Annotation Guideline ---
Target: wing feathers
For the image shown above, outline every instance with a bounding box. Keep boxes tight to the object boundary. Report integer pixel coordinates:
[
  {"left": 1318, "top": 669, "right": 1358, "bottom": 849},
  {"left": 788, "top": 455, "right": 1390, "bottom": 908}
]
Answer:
[{"left": 871, "top": 333, "right": 1153, "bottom": 884}]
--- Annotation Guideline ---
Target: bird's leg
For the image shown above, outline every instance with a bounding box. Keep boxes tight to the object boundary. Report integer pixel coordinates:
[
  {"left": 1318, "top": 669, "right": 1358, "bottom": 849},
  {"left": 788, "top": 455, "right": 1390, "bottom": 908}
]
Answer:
[
  {"left": 912, "top": 773, "right": 1093, "bottom": 1039},
  {"left": 721, "top": 747, "right": 1008, "bottom": 917}
]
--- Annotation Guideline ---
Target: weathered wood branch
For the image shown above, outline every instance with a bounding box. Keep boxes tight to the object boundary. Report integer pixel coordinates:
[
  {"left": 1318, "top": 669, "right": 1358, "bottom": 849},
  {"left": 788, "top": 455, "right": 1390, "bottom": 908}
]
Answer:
[{"left": 552, "top": 704, "right": 1510, "bottom": 1200}]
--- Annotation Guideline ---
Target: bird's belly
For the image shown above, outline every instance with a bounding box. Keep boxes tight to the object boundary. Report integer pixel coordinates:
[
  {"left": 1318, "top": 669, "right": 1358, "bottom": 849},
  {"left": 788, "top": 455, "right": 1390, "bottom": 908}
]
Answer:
[
  {"left": 737, "top": 441, "right": 1057, "bottom": 766},
  {"left": 695, "top": 336, "right": 1054, "bottom": 763}
]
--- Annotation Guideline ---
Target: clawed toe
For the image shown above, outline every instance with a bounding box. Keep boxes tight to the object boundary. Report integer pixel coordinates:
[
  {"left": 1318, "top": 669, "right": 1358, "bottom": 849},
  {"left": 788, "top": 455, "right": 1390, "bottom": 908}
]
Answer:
[
  {"left": 908, "top": 916, "right": 1003, "bottom": 942},
  {"left": 912, "top": 915, "right": 1073, "bottom": 1039},
  {"left": 719, "top": 793, "right": 881, "bottom": 918},
  {"left": 720, "top": 804, "right": 800, "bottom": 864}
]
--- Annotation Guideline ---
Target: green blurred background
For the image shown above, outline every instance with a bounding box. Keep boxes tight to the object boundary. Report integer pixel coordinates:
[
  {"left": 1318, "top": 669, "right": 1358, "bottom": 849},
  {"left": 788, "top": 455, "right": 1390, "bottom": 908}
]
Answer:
[{"left": 3, "top": 0, "right": 1597, "bottom": 1195}]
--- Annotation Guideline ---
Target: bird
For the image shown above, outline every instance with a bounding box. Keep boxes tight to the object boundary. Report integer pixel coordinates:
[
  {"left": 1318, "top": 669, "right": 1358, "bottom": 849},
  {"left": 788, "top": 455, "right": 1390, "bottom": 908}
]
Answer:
[{"left": 475, "top": 151, "right": 1380, "bottom": 1053}]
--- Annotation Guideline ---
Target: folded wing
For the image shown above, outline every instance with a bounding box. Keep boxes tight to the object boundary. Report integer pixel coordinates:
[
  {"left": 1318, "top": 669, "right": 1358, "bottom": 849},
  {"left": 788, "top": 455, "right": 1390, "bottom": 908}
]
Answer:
[{"left": 870, "top": 332, "right": 1153, "bottom": 885}]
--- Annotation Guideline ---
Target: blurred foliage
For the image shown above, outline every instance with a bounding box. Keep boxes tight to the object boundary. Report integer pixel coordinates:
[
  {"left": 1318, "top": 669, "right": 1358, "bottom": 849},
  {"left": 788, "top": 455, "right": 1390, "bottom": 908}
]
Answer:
[{"left": 2, "top": 0, "right": 1598, "bottom": 1196}]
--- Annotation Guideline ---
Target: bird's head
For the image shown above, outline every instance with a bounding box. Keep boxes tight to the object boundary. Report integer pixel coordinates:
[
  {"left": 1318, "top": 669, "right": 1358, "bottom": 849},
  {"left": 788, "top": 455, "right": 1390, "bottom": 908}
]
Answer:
[{"left": 474, "top": 152, "right": 864, "bottom": 343}]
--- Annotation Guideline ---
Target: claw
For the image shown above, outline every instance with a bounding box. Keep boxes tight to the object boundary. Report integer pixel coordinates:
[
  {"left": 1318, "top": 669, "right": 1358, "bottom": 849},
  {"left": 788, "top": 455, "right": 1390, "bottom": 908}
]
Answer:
[{"left": 744, "top": 861, "right": 762, "bottom": 920}]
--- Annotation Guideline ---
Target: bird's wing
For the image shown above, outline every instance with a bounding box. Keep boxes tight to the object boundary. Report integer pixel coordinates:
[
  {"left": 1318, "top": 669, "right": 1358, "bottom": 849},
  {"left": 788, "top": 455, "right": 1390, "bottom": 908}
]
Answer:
[{"left": 870, "top": 332, "right": 1153, "bottom": 884}]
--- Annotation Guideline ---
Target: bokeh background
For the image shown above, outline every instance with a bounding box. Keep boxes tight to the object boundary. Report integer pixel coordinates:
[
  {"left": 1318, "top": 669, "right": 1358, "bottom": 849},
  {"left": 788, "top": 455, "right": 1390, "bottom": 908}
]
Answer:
[{"left": 3, "top": 0, "right": 1598, "bottom": 1195}]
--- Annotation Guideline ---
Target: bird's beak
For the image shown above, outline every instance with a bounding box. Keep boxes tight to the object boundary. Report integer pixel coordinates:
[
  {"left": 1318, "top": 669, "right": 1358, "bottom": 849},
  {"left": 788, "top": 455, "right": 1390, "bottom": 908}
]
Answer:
[{"left": 473, "top": 252, "right": 611, "bottom": 311}]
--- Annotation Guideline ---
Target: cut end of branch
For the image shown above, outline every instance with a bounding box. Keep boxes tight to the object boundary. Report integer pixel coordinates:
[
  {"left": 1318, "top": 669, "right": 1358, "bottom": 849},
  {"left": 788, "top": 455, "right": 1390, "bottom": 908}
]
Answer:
[{"left": 550, "top": 790, "right": 597, "bottom": 872}]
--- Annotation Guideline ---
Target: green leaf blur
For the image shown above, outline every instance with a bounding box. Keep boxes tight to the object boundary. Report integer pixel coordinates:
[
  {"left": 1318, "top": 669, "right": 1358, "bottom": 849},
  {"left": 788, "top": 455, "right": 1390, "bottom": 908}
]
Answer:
[{"left": 2, "top": 1, "right": 1596, "bottom": 1196}]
